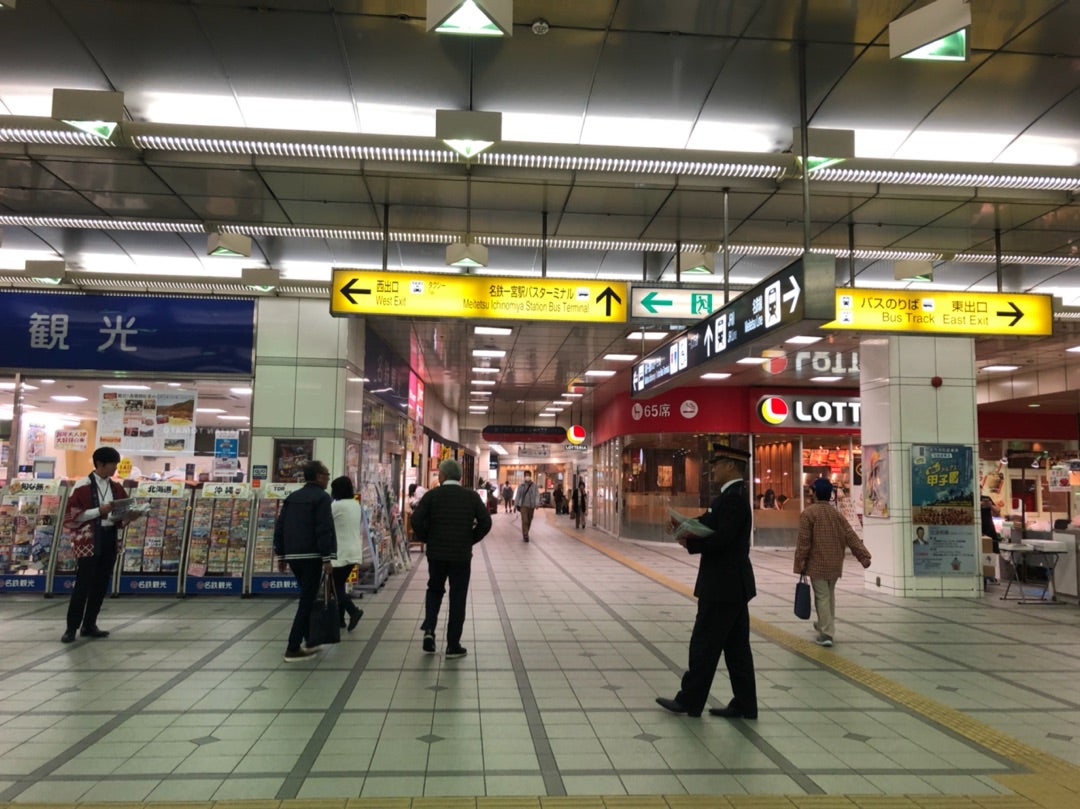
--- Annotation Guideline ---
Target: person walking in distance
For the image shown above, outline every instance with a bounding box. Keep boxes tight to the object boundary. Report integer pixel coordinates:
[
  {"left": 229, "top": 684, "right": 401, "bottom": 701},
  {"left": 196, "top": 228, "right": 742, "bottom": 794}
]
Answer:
[
  {"left": 501, "top": 481, "right": 514, "bottom": 513},
  {"left": 657, "top": 445, "right": 758, "bottom": 720},
  {"left": 61, "top": 446, "right": 144, "bottom": 643},
  {"left": 329, "top": 476, "right": 365, "bottom": 632},
  {"left": 412, "top": 459, "right": 492, "bottom": 658},
  {"left": 273, "top": 460, "right": 337, "bottom": 662},
  {"left": 514, "top": 470, "right": 540, "bottom": 542},
  {"left": 571, "top": 479, "right": 588, "bottom": 529},
  {"left": 794, "top": 478, "right": 872, "bottom": 648}
]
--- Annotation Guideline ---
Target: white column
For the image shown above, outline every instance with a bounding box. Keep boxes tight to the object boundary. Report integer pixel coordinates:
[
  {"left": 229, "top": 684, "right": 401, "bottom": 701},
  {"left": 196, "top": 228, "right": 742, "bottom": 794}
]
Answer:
[
  {"left": 248, "top": 298, "right": 365, "bottom": 479},
  {"left": 860, "top": 335, "right": 981, "bottom": 597}
]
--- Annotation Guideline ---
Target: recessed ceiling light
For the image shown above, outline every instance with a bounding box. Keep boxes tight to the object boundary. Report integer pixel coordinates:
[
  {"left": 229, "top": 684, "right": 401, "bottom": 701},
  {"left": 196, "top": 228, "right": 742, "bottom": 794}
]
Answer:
[
  {"left": 537, "top": 412, "right": 557, "bottom": 418},
  {"left": 472, "top": 367, "right": 500, "bottom": 374},
  {"left": 345, "top": 409, "right": 363, "bottom": 414},
  {"left": 980, "top": 365, "right": 1019, "bottom": 372},
  {"left": 545, "top": 407, "right": 564, "bottom": 412},
  {"left": 468, "top": 405, "right": 488, "bottom": 411},
  {"left": 626, "top": 331, "right": 667, "bottom": 341},
  {"left": 39, "top": 379, "right": 55, "bottom": 385},
  {"left": 167, "top": 382, "right": 183, "bottom": 387},
  {"left": 229, "top": 387, "right": 252, "bottom": 395},
  {"left": 551, "top": 400, "right": 572, "bottom": 406},
  {"left": 701, "top": 372, "right": 732, "bottom": 380},
  {"left": 102, "top": 384, "right": 151, "bottom": 391},
  {"left": 810, "top": 376, "right": 843, "bottom": 382},
  {"left": 603, "top": 353, "right": 637, "bottom": 361},
  {"left": 471, "top": 390, "right": 493, "bottom": 396},
  {"left": 1067, "top": 345, "right": 1080, "bottom": 353},
  {"left": 736, "top": 357, "right": 770, "bottom": 365},
  {"left": 472, "top": 379, "right": 496, "bottom": 386},
  {"left": 785, "top": 335, "right": 822, "bottom": 345},
  {"left": 474, "top": 326, "right": 512, "bottom": 336},
  {"left": 1028, "top": 403, "right": 1041, "bottom": 408},
  {"left": 196, "top": 407, "right": 227, "bottom": 414},
  {"left": 50, "top": 395, "right": 88, "bottom": 402},
  {"left": 472, "top": 349, "right": 506, "bottom": 358},
  {"left": 564, "top": 392, "right": 583, "bottom": 398},
  {"left": 348, "top": 376, "right": 369, "bottom": 383},
  {"left": 585, "top": 369, "right": 616, "bottom": 377}
]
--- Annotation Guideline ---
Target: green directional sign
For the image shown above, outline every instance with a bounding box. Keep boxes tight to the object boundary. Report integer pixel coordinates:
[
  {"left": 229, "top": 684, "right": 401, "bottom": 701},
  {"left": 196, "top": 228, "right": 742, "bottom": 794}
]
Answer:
[{"left": 631, "top": 286, "right": 723, "bottom": 319}]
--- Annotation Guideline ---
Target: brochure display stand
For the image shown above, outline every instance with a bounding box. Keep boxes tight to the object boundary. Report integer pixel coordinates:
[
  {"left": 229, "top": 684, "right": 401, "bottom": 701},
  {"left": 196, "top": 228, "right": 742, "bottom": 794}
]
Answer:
[
  {"left": 0, "top": 480, "right": 67, "bottom": 595},
  {"left": 246, "top": 483, "right": 300, "bottom": 595},
  {"left": 115, "top": 481, "right": 191, "bottom": 595},
  {"left": 181, "top": 483, "right": 252, "bottom": 595}
]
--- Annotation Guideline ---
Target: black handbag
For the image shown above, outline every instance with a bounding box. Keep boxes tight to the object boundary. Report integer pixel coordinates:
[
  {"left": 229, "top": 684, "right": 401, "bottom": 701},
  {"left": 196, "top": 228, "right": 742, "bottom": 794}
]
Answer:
[
  {"left": 794, "top": 575, "right": 812, "bottom": 620},
  {"left": 308, "top": 570, "right": 341, "bottom": 646}
]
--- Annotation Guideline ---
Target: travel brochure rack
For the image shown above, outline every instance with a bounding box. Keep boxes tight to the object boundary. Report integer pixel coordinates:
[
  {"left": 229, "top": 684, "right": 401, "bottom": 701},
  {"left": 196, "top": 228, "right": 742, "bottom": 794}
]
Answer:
[
  {"left": 0, "top": 480, "right": 67, "bottom": 594},
  {"left": 181, "top": 482, "right": 253, "bottom": 595},
  {"left": 247, "top": 482, "right": 301, "bottom": 595},
  {"left": 116, "top": 480, "right": 192, "bottom": 595}
]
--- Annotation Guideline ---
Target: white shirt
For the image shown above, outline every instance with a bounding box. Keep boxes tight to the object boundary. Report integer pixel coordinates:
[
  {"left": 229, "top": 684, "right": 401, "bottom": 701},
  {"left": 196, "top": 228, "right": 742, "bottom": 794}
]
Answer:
[{"left": 331, "top": 498, "right": 366, "bottom": 567}]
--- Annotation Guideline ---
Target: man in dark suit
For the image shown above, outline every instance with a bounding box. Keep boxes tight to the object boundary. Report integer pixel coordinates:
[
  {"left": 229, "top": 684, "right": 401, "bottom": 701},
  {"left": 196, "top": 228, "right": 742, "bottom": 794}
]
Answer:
[{"left": 657, "top": 444, "right": 758, "bottom": 719}]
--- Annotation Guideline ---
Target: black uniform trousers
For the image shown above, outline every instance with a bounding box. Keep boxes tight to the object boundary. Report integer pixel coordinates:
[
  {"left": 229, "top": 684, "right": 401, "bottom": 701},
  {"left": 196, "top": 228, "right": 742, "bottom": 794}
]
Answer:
[
  {"left": 421, "top": 557, "right": 472, "bottom": 647},
  {"left": 675, "top": 598, "right": 757, "bottom": 716},
  {"left": 66, "top": 528, "right": 118, "bottom": 633}
]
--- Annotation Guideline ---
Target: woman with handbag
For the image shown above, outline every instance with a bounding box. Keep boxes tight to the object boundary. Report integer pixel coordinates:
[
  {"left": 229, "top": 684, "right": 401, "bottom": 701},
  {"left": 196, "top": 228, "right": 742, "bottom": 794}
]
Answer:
[
  {"left": 794, "top": 478, "right": 872, "bottom": 647},
  {"left": 330, "top": 476, "right": 365, "bottom": 632}
]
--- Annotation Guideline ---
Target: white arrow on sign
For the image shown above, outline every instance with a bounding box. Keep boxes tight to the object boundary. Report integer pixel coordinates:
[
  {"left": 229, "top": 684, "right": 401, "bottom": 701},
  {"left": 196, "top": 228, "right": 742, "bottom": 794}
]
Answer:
[{"left": 783, "top": 274, "right": 801, "bottom": 313}]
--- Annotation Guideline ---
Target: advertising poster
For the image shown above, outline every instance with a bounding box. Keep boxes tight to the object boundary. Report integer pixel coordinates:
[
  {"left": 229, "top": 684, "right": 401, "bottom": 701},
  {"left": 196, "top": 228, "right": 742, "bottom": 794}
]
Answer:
[
  {"left": 97, "top": 390, "right": 196, "bottom": 453},
  {"left": 273, "top": 438, "right": 314, "bottom": 482},
  {"left": 54, "top": 429, "right": 88, "bottom": 451},
  {"left": 911, "top": 444, "right": 977, "bottom": 575},
  {"left": 863, "top": 444, "right": 889, "bottom": 518}
]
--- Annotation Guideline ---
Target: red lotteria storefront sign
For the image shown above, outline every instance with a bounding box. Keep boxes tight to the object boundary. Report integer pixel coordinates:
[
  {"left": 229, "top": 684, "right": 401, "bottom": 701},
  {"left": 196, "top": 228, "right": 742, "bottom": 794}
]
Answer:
[{"left": 754, "top": 392, "right": 860, "bottom": 432}]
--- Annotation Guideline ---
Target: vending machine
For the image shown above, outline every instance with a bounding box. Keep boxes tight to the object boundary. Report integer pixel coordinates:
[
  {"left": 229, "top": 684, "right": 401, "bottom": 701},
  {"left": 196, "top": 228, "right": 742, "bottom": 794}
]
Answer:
[
  {"left": 246, "top": 482, "right": 301, "bottom": 595},
  {"left": 181, "top": 482, "right": 253, "bottom": 596},
  {"left": 115, "top": 480, "right": 192, "bottom": 595},
  {"left": 0, "top": 479, "right": 67, "bottom": 595}
]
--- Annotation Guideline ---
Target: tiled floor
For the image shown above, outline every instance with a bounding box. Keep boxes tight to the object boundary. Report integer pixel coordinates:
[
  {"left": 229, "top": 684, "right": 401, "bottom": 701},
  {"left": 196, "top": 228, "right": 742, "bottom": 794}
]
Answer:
[{"left": 2, "top": 507, "right": 1080, "bottom": 809}]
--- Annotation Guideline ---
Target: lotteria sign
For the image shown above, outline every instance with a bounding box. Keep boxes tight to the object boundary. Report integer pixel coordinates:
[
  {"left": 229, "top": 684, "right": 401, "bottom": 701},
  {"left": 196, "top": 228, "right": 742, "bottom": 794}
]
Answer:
[{"left": 755, "top": 394, "right": 861, "bottom": 431}]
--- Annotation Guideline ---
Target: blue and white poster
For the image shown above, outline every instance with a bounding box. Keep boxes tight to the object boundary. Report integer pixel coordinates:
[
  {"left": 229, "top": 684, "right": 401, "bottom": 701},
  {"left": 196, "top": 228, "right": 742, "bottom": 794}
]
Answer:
[{"left": 911, "top": 444, "right": 977, "bottom": 575}]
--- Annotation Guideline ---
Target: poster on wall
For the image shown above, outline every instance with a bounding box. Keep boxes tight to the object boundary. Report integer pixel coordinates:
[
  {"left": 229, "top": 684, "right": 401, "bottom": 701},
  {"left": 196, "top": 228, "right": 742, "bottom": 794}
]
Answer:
[
  {"left": 54, "top": 429, "right": 88, "bottom": 451},
  {"left": 911, "top": 444, "right": 977, "bottom": 576},
  {"left": 97, "top": 390, "right": 196, "bottom": 453},
  {"left": 863, "top": 444, "right": 889, "bottom": 518},
  {"left": 273, "top": 438, "right": 314, "bottom": 483}
]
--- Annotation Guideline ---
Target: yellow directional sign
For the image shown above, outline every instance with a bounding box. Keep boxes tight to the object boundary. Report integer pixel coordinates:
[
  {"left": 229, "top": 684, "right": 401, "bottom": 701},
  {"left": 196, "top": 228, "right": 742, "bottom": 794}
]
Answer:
[
  {"left": 824, "top": 289, "right": 1053, "bottom": 336},
  {"left": 330, "top": 269, "right": 627, "bottom": 323}
]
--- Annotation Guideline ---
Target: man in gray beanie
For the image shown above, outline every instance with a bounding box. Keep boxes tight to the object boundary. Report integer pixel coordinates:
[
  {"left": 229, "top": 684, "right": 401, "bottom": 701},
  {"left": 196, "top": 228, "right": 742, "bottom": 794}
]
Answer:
[{"left": 411, "top": 458, "right": 492, "bottom": 658}]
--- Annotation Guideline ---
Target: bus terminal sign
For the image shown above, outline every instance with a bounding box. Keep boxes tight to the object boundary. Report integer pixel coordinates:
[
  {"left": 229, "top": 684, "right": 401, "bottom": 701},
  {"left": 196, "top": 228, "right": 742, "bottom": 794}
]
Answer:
[{"left": 755, "top": 394, "right": 861, "bottom": 431}]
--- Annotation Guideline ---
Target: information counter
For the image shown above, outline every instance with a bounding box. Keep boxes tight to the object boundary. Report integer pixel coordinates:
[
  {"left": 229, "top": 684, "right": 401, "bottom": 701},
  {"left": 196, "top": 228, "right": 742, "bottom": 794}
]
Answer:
[{"left": 1051, "top": 528, "right": 1080, "bottom": 600}]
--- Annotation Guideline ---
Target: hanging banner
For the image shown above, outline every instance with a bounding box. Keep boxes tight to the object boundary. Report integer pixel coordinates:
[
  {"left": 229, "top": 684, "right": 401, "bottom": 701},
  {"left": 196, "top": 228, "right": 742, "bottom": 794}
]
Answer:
[
  {"left": 911, "top": 444, "right": 977, "bottom": 575},
  {"left": 97, "top": 389, "right": 197, "bottom": 454},
  {"left": 863, "top": 444, "right": 890, "bottom": 519}
]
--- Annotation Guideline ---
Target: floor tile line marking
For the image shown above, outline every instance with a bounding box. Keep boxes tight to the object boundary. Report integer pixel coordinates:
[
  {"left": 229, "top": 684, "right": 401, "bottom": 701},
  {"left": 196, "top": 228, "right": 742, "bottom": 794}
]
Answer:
[{"left": 562, "top": 529, "right": 1080, "bottom": 781}]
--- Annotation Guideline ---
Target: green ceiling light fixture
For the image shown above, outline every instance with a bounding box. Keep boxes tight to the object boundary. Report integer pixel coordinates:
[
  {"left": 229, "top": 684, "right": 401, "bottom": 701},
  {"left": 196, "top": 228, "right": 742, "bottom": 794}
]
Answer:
[
  {"left": 427, "top": 0, "right": 512, "bottom": 37},
  {"left": 794, "top": 127, "right": 855, "bottom": 173},
  {"left": 889, "top": 0, "right": 971, "bottom": 61},
  {"left": 436, "top": 109, "right": 502, "bottom": 159},
  {"left": 51, "top": 88, "right": 124, "bottom": 140},
  {"left": 679, "top": 251, "right": 715, "bottom": 274},
  {"left": 446, "top": 240, "right": 488, "bottom": 268},
  {"left": 895, "top": 259, "right": 934, "bottom": 282},
  {"left": 241, "top": 267, "right": 279, "bottom": 292},
  {"left": 24, "top": 260, "right": 67, "bottom": 285},
  {"left": 208, "top": 232, "right": 252, "bottom": 257}
]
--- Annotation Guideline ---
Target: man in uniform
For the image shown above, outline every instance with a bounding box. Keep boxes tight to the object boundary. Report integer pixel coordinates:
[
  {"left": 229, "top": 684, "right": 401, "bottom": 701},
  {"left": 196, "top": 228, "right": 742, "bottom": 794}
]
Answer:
[{"left": 657, "top": 444, "right": 758, "bottom": 719}]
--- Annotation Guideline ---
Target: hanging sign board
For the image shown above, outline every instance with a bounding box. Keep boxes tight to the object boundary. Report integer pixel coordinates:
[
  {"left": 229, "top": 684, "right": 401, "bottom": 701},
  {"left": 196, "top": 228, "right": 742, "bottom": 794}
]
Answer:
[{"left": 825, "top": 289, "right": 1052, "bottom": 336}]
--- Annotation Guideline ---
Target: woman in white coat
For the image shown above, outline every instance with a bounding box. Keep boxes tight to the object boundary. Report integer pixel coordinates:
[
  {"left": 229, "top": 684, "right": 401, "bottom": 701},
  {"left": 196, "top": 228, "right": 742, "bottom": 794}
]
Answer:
[{"left": 330, "top": 476, "right": 366, "bottom": 631}]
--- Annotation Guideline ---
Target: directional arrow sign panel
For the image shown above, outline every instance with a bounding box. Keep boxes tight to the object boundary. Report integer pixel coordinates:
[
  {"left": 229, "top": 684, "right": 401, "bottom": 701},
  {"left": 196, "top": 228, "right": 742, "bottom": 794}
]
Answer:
[
  {"left": 630, "top": 259, "right": 808, "bottom": 395},
  {"left": 824, "top": 289, "right": 1052, "bottom": 336},
  {"left": 330, "top": 269, "right": 627, "bottom": 324},
  {"left": 631, "top": 287, "right": 725, "bottom": 319}
]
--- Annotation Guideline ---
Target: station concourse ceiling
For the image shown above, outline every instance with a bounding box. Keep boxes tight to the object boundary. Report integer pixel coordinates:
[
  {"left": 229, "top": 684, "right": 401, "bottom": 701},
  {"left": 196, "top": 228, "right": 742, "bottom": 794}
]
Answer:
[{"left": 0, "top": 1, "right": 1078, "bottom": 448}]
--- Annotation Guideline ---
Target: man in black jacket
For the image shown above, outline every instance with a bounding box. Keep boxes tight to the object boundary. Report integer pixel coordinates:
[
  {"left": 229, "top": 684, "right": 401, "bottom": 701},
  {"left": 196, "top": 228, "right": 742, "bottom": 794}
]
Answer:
[
  {"left": 657, "top": 444, "right": 758, "bottom": 719},
  {"left": 273, "top": 460, "right": 336, "bottom": 663},
  {"left": 412, "top": 458, "right": 492, "bottom": 658}
]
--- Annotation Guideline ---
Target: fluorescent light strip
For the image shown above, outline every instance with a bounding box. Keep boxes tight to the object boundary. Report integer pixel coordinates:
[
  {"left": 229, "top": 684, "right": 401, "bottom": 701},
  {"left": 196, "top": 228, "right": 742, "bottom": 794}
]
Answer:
[
  {"left": 479, "top": 152, "right": 786, "bottom": 179},
  {"left": 603, "top": 354, "right": 637, "bottom": 361},
  {"left": 474, "top": 326, "right": 512, "bottom": 336},
  {"left": 980, "top": 364, "right": 1019, "bottom": 372},
  {"left": 811, "top": 167, "right": 1078, "bottom": 192},
  {"left": 785, "top": 336, "right": 822, "bottom": 345},
  {"left": 584, "top": 370, "right": 616, "bottom": 377},
  {"left": 0, "top": 127, "right": 116, "bottom": 147},
  {"left": 701, "top": 372, "right": 732, "bottom": 380},
  {"left": 472, "top": 367, "right": 500, "bottom": 374},
  {"left": 131, "top": 134, "right": 457, "bottom": 164},
  {"left": 472, "top": 380, "right": 496, "bottom": 386},
  {"left": 810, "top": 376, "right": 843, "bottom": 382}
]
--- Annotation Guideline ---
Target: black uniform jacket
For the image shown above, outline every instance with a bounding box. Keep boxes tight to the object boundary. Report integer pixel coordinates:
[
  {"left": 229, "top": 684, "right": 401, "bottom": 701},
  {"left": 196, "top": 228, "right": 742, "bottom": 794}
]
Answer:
[{"left": 685, "top": 479, "right": 756, "bottom": 603}]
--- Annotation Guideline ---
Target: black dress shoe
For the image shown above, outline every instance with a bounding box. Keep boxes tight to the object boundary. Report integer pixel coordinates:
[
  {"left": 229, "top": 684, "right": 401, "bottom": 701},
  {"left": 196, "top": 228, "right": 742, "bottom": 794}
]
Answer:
[
  {"left": 655, "top": 697, "right": 701, "bottom": 717},
  {"left": 61, "top": 629, "right": 76, "bottom": 644},
  {"left": 708, "top": 703, "right": 757, "bottom": 719},
  {"left": 347, "top": 610, "right": 363, "bottom": 632},
  {"left": 80, "top": 626, "right": 110, "bottom": 638}
]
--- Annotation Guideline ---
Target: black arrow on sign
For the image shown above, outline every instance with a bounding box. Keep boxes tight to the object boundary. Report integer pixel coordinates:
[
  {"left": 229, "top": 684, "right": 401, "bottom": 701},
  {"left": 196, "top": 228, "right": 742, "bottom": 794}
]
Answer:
[
  {"left": 996, "top": 301, "right": 1023, "bottom": 327},
  {"left": 340, "top": 277, "right": 371, "bottom": 305},
  {"left": 596, "top": 286, "right": 623, "bottom": 317}
]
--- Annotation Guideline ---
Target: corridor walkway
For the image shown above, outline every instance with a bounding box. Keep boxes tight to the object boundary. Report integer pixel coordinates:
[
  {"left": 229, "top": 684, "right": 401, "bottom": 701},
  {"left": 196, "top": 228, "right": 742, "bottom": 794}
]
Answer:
[{"left": 1, "top": 507, "right": 1079, "bottom": 808}]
